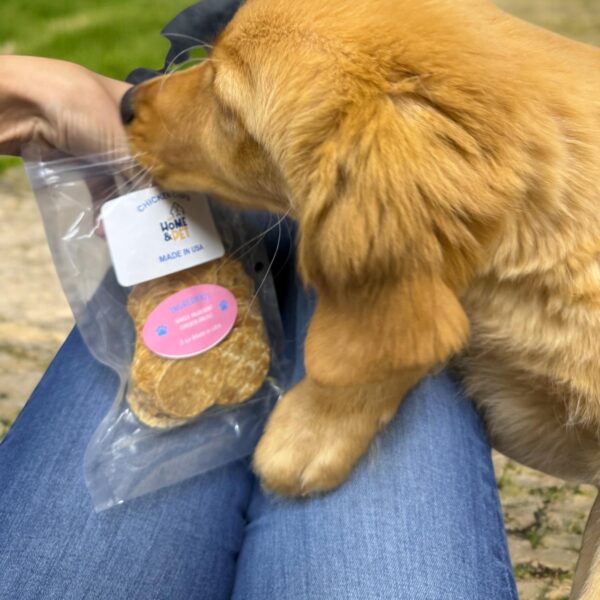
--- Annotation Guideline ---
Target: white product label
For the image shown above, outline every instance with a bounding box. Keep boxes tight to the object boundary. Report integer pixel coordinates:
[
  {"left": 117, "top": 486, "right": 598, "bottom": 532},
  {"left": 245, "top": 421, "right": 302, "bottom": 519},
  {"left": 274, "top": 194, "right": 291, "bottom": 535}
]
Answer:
[{"left": 101, "top": 187, "right": 225, "bottom": 287}]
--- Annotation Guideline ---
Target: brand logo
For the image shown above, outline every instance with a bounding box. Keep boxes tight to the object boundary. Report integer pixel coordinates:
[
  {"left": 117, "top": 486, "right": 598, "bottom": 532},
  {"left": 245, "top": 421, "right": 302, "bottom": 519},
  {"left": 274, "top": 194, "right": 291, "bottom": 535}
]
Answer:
[{"left": 160, "top": 202, "right": 189, "bottom": 242}]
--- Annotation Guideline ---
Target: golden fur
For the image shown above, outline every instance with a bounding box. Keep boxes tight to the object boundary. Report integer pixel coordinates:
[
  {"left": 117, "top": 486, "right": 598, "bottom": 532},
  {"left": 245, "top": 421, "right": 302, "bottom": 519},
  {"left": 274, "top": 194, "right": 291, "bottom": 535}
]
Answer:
[{"left": 126, "top": 0, "right": 600, "bottom": 596}]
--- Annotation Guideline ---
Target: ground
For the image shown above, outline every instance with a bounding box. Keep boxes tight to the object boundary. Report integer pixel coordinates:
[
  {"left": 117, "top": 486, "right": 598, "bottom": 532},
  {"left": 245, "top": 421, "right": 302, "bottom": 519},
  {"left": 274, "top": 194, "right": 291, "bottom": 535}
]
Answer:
[
  {"left": 1, "top": 1, "right": 599, "bottom": 598},
  {"left": 0, "top": 168, "right": 73, "bottom": 439}
]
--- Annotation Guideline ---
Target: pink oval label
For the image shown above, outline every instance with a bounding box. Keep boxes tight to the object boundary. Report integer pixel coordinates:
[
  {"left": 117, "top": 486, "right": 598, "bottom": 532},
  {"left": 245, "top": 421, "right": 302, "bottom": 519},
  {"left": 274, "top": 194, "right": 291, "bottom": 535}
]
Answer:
[{"left": 142, "top": 284, "right": 238, "bottom": 359}]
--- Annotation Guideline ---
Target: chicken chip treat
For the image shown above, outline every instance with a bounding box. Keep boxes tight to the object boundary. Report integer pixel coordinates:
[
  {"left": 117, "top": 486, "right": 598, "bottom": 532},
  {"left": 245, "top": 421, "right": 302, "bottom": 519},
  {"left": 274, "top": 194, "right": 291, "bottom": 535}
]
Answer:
[
  {"left": 25, "top": 150, "right": 285, "bottom": 511},
  {"left": 127, "top": 258, "right": 271, "bottom": 426}
]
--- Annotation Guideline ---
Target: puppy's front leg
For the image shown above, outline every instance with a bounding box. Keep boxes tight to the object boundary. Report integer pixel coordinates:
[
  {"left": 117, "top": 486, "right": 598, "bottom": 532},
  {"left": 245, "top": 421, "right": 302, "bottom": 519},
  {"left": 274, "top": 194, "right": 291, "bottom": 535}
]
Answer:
[
  {"left": 253, "top": 370, "right": 426, "bottom": 496},
  {"left": 254, "top": 278, "right": 469, "bottom": 496}
]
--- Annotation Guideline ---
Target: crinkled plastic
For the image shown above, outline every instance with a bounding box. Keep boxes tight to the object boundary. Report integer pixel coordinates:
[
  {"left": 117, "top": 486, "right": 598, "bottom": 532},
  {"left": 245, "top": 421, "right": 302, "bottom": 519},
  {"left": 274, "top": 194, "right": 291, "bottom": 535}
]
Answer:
[{"left": 24, "top": 149, "right": 285, "bottom": 511}]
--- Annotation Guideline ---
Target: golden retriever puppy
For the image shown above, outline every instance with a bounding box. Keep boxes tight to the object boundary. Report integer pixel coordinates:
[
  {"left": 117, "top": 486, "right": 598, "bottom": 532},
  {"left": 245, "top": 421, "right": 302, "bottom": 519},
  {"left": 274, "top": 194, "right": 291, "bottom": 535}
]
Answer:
[{"left": 125, "top": 0, "right": 600, "bottom": 596}]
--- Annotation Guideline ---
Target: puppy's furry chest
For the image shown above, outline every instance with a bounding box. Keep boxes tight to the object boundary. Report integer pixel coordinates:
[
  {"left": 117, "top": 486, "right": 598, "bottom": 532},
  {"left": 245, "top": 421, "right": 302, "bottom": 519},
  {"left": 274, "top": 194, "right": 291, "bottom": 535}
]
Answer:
[{"left": 459, "top": 250, "right": 600, "bottom": 422}]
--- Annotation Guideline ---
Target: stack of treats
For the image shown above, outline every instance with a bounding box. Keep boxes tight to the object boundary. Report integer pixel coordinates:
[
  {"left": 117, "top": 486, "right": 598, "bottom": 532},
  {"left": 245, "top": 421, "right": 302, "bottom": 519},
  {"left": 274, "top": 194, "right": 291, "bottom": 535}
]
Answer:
[{"left": 126, "top": 256, "right": 271, "bottom": 428}]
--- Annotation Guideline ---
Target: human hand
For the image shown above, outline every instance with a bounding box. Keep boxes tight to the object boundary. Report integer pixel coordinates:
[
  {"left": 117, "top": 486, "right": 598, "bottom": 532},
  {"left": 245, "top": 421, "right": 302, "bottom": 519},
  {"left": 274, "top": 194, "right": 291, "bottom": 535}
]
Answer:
[{"left": 0, "top": 56, "right": 131, "bottom": 156}]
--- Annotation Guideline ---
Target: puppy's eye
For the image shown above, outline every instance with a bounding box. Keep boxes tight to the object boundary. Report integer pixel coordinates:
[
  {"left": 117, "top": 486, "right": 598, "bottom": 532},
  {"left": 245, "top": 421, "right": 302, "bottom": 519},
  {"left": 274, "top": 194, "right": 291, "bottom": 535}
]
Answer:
[
  {"left": 216, "top": 99, "right": 238, "bottom": 123},
  {"left": 213, "top": 90, "right": 242, "bottom": 135},
  {"left": 211, "top": 65, "right": 245, "bottom": 134}
]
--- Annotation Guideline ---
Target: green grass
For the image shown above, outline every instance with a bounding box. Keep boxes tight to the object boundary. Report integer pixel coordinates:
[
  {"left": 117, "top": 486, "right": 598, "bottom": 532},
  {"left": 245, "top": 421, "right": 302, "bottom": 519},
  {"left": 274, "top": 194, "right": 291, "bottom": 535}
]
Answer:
[
  {"left": 496, "top": 0, "right": 600, "bottom": 45},
  {"left": 0, "top": 156, "right": 22, "bottom": 175},
  {"left": 0, "top": 0, "right": 199, "bottom": 79}
]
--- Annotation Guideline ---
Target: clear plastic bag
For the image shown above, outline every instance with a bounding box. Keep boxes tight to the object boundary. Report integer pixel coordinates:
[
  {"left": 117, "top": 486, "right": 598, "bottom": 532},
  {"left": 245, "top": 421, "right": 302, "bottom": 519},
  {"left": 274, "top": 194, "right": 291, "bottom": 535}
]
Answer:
[{"left": 24, "top": 149, "right": 285, "bottom": 511}]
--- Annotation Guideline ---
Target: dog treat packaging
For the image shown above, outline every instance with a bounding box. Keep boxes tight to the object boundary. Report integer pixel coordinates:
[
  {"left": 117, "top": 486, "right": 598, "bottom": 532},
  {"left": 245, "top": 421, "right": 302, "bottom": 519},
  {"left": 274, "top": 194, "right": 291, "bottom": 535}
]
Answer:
[{"left": 25, "top": 149, "right": 285, "bottom": 511}]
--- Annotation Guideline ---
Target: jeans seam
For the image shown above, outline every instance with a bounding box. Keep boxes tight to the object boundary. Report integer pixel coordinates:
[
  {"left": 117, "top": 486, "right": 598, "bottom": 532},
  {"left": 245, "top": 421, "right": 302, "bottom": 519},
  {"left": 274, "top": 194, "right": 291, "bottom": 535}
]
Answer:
[{"left": 229, "top": 462, "right": 258, "bottom": 599}]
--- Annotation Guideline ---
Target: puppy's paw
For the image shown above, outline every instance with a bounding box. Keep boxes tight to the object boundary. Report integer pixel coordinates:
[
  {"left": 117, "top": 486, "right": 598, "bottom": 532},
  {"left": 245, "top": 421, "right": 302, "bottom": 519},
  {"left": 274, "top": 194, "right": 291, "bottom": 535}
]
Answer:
[{"left": 253, "top": 378, "right": 381, "bottom": 496}]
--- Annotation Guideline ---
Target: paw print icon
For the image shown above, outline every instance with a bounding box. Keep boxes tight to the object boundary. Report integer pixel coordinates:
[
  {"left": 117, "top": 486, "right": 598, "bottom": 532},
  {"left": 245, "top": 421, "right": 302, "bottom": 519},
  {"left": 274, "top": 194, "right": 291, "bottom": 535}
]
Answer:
[
  {"left": 156, "top": 325, "right": 168, "bottom": 337},
  {"left": 219, "top": 300, "right": 229, "bottom": 312}
]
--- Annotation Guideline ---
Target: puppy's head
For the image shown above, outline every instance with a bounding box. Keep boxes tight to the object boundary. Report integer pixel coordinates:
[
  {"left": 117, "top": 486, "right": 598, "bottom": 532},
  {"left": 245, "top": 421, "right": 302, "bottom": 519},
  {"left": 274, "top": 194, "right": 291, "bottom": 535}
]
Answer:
[{"left": 126, "top": 0, "right": 528, "bottom": 385}]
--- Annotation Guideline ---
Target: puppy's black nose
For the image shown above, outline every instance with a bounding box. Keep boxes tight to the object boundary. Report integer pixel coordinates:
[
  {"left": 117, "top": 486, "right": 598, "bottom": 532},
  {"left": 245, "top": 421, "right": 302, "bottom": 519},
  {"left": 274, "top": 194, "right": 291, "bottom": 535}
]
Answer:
[{"left": 120, "top": 87, "right": 137, "bottom": 125}]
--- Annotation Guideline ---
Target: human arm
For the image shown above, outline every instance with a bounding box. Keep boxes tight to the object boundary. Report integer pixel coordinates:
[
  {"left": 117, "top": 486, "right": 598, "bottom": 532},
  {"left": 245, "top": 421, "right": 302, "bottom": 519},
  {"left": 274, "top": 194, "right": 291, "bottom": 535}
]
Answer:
[{"left": 0, "top": 55, "right": 131, "bottom": 156}]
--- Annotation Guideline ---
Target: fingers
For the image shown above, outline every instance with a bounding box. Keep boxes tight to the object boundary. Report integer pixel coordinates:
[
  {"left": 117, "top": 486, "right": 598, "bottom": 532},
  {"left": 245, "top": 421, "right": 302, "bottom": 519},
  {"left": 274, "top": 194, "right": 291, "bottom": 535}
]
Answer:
[{"left": 0, "top": 57, "right": 133, "bottom": 157}]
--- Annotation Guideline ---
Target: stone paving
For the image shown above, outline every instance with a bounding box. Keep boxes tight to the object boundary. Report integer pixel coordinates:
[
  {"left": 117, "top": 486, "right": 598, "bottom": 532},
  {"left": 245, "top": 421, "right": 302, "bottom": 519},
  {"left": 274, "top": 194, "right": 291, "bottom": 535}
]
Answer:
[
  {"left": 493, "top": 454, "right": 596, "bottom": 599},
  {"left": 0, "top": 167, "right": 73, "bottom": 439},
  {"left": 0, "top": 166, "right": 597, "bottom": 599}
]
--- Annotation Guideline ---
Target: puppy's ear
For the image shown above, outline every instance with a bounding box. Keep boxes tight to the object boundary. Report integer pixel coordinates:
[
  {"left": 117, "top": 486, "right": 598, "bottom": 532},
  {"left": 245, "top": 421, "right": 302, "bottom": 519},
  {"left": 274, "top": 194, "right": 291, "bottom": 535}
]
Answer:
[{"left": 294, "top": 96, "right": 508, "bottom": 386}]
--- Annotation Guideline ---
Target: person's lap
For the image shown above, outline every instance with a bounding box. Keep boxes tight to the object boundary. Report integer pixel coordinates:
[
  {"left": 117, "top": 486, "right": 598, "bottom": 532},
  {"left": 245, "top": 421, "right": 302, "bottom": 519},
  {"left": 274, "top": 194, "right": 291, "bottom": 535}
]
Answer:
[
  {"left": 0, "top": 327, "right": 250, "bottom": 600},
  {"left": 234, "top": 371, "right": 517, "bottom": 600},
  {"left": 0, "top": 328, "right": 517, "bottom": 600},
  {"left": 0, "top": 204, "right": 515, "bottom": 600}
]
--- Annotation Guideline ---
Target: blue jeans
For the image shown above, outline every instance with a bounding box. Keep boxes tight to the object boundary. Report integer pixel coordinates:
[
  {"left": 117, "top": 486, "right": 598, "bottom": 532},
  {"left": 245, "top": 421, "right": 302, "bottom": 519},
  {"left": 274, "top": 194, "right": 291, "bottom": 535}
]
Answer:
[{"left": 0, "top": 219, "right": 517, "bottom": 599}]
